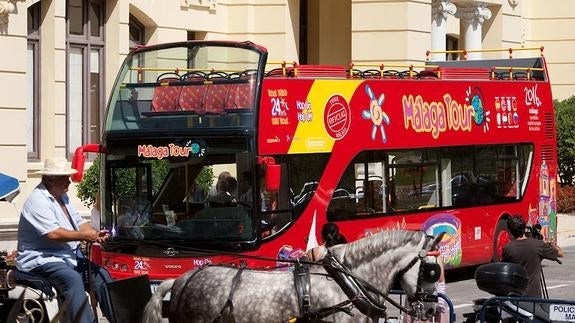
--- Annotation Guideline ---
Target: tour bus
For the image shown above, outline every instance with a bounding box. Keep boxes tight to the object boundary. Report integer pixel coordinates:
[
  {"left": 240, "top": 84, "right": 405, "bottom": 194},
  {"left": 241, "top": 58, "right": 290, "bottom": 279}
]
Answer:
[{"left": 72, "top": 41, "right": 557, "bottom": 282}]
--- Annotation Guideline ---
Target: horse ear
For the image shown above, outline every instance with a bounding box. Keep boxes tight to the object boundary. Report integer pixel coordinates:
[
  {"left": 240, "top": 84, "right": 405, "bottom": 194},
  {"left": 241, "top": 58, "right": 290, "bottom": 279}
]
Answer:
[{"left": 430, "top": 231, "right": 446, "bottom": 250}]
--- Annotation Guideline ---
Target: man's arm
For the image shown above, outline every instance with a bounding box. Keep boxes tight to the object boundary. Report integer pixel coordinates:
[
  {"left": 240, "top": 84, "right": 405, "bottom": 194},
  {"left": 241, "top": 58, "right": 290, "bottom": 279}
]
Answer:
[
  {"left": 45, "top": 223, "right": 109, "bottom": 243},
  {"left": 540, "top": 240, "right": 564, "bottom": 260},
  {"left": 550, "top": 242, "right": 565, "bottom": 258}
]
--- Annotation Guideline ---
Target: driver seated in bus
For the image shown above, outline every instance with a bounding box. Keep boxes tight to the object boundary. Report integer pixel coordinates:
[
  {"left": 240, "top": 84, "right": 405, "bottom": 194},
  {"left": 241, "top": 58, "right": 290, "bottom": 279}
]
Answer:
[
  {"left": 206, "top": 174, "right": 238, "bottom": 207},
  {"left": 117, "top": 197, "right": 149, "bottom": 239}
]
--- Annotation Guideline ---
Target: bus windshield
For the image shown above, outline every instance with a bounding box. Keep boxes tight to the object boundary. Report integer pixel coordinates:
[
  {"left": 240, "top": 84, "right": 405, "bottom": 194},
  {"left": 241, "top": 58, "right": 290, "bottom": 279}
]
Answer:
[
  {"left": 105, "top": 42, "right": 263, "bottom": 133},
  {"left": 103, "top": 136, "right": 257, "bottom": 244}
]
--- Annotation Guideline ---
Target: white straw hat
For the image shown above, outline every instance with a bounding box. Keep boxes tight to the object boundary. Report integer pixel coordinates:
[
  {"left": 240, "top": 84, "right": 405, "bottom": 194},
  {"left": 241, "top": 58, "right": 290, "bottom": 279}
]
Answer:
[{"left": 36, "top": 157, "right": 78, "bottom": 176}]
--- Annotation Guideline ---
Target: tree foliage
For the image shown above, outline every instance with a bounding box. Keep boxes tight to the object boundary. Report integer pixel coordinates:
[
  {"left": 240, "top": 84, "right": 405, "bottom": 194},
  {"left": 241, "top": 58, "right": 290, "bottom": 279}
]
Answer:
[
  {"left": 76, "top": 156, "right": 101, "bottom": 208},
  {"left": 555, "top": 96, "right": 575, "bottom": 186}
]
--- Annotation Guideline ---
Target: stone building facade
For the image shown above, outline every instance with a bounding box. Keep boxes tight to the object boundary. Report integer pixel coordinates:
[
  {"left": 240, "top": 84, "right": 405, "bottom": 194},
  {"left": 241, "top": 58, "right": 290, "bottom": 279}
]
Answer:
[{"left": 0, "top": 0, "right": 574, "bottom": 249}]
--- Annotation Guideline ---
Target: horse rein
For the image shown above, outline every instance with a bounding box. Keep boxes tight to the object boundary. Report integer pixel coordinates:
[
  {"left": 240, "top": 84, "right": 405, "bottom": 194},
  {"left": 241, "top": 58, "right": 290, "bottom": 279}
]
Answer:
[
  {"left": 394, "top": 236, "right": 442, "bottom": 320},
  {"left": 319, "top": 234, "right": 441, "bottom": 322}
]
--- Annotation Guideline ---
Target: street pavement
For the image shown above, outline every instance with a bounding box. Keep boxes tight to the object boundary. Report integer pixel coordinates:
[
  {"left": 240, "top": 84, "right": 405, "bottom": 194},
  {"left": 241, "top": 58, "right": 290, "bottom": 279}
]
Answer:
[{"left": 557, "top": 213, "right": 575, "bottom": 247}]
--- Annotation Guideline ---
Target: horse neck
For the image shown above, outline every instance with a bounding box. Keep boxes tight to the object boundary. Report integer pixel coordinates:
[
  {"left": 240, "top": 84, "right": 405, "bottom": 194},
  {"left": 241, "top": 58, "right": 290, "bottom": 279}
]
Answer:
[{"left": 334, "top": 230, "right": 425, "bottom": 291}]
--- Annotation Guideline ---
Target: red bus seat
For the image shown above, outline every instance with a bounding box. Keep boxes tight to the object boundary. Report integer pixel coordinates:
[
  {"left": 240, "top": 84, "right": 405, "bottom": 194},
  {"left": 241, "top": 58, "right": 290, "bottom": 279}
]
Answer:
[
  {"left": 179, "top": 72, "right": 207, "bottom": 113},
  {"left": 179, "top": 84, "right": 206, "bottom": 114},
  {"left": 151, "top": 73, "right": 181, "bottom": 112},
  {"left": 225, "top": 74, "right": 255, "bottom": 111},
  {"left": 204, "top": 83, "right": 229, "bottom": 115},
  {"left": 225, "top": 83, "right": 254, "bottom": 111}
]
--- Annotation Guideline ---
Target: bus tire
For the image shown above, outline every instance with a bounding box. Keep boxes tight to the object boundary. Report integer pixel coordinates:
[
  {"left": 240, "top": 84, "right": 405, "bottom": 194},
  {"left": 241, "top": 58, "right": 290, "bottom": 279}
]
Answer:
[{"left": 492, "top": 218, "right": 511, "bottom": 262}]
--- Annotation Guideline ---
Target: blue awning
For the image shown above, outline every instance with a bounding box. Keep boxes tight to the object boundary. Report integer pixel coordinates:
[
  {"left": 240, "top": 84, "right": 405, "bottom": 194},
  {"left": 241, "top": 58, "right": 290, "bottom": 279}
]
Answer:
[{"left": 0, "top": 172, "right": 20, "bottom": 201}]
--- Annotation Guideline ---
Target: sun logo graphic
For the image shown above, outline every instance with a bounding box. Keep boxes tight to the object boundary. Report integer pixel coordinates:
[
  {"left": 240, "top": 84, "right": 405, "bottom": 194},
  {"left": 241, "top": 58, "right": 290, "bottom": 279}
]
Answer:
[
  {"left": 185, "top": 140, "right": 205, "bottom": 157},
  {"left": 362, "top": 85, "right": 390, "bottom": 143}
]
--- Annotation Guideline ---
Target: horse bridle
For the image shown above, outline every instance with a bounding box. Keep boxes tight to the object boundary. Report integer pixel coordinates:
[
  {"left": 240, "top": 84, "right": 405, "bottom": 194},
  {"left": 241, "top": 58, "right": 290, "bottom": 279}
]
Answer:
[
  {"left": 394, "top": 235, "right": 441, "bottom": 319},
  {"left": 320, "top": 234, "right": 441, "bottom": 322}
]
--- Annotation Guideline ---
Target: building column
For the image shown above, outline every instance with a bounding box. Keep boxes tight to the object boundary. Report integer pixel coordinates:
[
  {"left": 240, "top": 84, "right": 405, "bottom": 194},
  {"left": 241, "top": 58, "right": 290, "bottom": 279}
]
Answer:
[
  {"left": 456, "top": 2, "right": 491, "bottom": 60},
  {"left": 431, "top": 0, "right": 457, "bottom": 61},
  {"left": 0, "top": 0, "right": 15, "bottom": 32}
]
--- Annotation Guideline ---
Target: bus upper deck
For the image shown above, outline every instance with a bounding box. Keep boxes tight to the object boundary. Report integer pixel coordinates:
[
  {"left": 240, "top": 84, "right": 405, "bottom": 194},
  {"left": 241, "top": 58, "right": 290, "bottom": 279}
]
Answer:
[{"left": 105, "top": 42, "right": 548, "bottom": 135}]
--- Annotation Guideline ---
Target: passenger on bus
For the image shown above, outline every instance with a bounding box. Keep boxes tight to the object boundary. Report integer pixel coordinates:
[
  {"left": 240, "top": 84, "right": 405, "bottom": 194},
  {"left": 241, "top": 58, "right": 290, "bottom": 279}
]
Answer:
[
  {"left": 184, "top": 180, "right": 204, "bottom": 203},
  {"left": 206, "top": 173, "right": 237, "bottom": 207},
  {"left": 238, "top": 171, "right": 253, "bottom": 204},
  {"left": 206, "top": 171, "right": 232, "bottom": 198}
]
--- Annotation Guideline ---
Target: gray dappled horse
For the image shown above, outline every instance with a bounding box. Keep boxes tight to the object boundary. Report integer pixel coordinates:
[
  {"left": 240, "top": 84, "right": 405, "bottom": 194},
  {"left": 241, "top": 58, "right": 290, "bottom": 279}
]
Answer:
[{"left": 142, "top": 229, "right": 444, "bottom": 323}]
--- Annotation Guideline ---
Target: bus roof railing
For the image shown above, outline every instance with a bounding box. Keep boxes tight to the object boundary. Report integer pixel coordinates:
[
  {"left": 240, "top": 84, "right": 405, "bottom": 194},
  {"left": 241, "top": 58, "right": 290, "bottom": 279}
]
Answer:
[{"left": 426, "top": 46, "right": 544, "bottom": 61}]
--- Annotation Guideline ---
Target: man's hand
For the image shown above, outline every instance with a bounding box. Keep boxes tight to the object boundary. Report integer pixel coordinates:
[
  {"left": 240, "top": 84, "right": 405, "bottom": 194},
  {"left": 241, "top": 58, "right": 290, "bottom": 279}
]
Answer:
[
  {"left": 82, "top": 229, "right": 110, "bottom": 243},
  {"left": 96, "top": 230, "right": 110, "bottom": 243}
]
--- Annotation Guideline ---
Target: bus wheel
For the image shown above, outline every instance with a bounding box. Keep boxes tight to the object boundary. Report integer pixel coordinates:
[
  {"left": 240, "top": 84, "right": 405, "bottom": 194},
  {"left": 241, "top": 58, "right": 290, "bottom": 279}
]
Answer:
[{"left": 493, "top": 219, "right": 511, "bottom": 262}]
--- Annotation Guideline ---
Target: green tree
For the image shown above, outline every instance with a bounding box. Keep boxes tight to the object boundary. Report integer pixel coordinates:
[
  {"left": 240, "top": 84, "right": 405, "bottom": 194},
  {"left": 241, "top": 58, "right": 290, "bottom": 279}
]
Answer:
[
  {"left": 76, "top": 156, "right": 101, "bottom": 208},
  {"left": 555, "top": 96, "right": 575, "bottom": 185}
]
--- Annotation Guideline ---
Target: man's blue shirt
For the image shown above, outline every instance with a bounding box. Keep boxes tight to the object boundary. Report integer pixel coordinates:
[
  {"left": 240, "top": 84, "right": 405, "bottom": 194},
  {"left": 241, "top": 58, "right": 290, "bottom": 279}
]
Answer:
[{"left": 16, "top": 183, "right": 88, "bottom": 272}]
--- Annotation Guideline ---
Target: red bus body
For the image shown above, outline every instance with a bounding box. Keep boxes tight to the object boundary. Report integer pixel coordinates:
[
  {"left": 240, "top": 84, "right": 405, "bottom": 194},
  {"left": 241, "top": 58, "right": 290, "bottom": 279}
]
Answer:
[{"left": 81, "top": 42, "right": 557, "bottom": 282}]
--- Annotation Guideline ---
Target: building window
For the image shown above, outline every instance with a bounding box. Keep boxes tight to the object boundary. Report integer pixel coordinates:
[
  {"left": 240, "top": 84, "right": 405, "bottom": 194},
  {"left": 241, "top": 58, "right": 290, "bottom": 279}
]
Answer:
[
  {"left": 27, "top": 2, "right": 41, "bottom": 161},
  {"left": 66, "top": 0, "right": 104, "bottom": 157},
  {"left": 129, "top": 14, "right": 144, "bottom": 50},
  {"left": 446, "top": 35, "right": 459, "bottom": 61}
]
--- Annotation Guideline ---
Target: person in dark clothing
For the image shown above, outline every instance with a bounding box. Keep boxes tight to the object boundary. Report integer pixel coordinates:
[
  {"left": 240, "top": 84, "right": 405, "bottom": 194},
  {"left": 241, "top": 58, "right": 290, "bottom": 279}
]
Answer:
[
  {"left": 321, "top": 222, "right": 347, "bottom": 247},
  {"left": 502, "top": 215, "right": 564, "bottom": 297},
  {"left": 307, "top": 222, "right": 348, "bottom": 261}
]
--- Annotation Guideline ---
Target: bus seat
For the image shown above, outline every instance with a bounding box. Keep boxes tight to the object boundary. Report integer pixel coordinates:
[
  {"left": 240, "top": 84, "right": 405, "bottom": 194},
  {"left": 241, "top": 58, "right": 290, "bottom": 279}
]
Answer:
[
  {"left": 204, "top": 83, "right": 230, "bottom": 115},
  {"left": 225, "top": 82, "right": 254, "bottom": 111},
  {"left": 179, "top": 72, "right": 207, "bottom": 113},
  {"left": 151, "top": 73, "right": 181, "bottom": 112},
  {"left": 179, "top": 83, "right": 206, "bottom": 113}
]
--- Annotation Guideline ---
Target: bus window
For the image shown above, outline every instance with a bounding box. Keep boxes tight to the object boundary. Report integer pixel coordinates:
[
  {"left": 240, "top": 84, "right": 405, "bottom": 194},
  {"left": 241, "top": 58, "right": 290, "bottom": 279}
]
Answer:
[
  {"left": 327, "top": 151, "right": 387, "bottom": 220},
  {"left": 388, "top": 150, "right": 439, "bottom": 212},
  {"left": 440, "top": 144, "right": 533, "bottom": 207},
  {"left": 264, "top": 154, "right": 330, "bottom": 238}
]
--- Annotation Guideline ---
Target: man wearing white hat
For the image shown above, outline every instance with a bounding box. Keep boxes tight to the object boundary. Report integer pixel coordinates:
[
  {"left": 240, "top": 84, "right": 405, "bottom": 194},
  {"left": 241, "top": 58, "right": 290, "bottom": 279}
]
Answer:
[{"left": 16, "top": 157, "right": 114, "bottom": 323}]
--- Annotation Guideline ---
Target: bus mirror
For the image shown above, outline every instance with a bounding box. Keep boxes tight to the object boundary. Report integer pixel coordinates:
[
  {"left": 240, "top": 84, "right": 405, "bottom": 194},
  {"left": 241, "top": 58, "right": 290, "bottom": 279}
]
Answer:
[
  {"left": 71, "top": 144, "right": 105, "bottom": 183},
  {"left": 266, "top": 164, "right": 281, "bottom": 192},
  {"left": 71, "top": 152, "right": 86, "bottom": 183}
]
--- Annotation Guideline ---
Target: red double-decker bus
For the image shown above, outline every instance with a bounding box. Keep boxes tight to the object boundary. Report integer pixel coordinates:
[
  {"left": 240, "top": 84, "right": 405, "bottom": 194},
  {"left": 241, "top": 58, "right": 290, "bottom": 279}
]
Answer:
[{"left": 73, "top": 41, "right": 557, "bottom": 283}]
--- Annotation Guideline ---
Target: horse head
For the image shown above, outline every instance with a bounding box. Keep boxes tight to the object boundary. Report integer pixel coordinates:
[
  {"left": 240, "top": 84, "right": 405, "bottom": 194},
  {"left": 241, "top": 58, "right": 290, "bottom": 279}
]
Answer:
[
  {"left": 397, "top": 231, "right": 445, "bottom": 321},
  {"left": 323, "top": 229, "right": 446, "bottom": 322}
]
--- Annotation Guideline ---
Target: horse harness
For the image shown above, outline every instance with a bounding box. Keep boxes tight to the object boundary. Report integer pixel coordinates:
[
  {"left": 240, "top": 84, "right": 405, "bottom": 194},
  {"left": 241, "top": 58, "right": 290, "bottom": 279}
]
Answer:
[
  {"left": 174, "top": 235, "right": 441, "bottom": 323},
  {"left": 292, "top": 234, "right": 441, "bottom": 323}
]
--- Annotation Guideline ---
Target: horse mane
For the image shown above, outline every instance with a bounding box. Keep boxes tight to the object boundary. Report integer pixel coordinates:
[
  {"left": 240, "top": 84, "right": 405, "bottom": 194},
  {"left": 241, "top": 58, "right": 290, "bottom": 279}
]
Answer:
[{"left": 334, "top": 229, "right": 425, "bottom": 269}]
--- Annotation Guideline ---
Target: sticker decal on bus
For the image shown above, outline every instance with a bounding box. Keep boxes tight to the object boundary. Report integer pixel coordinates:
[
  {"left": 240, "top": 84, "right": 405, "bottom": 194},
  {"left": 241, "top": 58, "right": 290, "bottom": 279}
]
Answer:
[
  {"left": 324, "top": 94, "right": 351, "bottom": 140},
  {"left": 362, "top": 85, "right": 390, "bottom": 143},
  {"left": 424, "top": 213, "right": 462, "bottom": 267}
]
